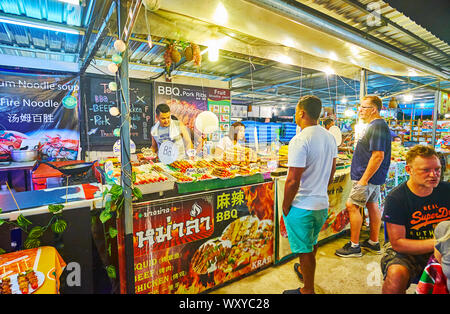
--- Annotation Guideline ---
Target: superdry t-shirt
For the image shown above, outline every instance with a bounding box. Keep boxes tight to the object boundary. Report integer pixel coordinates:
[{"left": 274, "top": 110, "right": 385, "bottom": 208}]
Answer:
[{"left": 382, "top": 182, "right": 450, "bottom": 240}]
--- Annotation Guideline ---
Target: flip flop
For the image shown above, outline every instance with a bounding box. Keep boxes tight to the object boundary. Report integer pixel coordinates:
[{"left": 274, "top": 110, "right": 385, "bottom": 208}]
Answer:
[
  {"left": 294, "top": 263, "right": 303, "bottom": 281},
  {"left": 282, "top": 288, "right": 302, "bottom": 294}
]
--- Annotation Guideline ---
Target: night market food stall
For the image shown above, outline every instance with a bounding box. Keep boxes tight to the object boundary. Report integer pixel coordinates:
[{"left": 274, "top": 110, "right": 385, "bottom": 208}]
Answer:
[{"left": 0, "top": 0, "right": 449, "bottom": 294}]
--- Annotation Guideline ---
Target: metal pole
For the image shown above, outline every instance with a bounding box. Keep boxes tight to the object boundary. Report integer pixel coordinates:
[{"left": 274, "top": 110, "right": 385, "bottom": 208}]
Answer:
[
  {"left": 359, "top": 68, "right": 366, "bottom": 102},
  {"left": 431, "top": 83, "right": 440, "bottom": 147},
  {"left": 117, "top": 0, "right": 134, "bottom": 294}
]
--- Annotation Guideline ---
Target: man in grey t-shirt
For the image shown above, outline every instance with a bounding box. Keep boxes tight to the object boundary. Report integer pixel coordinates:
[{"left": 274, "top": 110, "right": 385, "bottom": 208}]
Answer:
[{"left": 151, "top": 104, "right": 193, "bottom": 160}]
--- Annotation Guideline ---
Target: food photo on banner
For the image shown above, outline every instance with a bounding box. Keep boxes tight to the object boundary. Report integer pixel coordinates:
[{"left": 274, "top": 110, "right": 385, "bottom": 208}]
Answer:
[
  {"left": 0, "top": 71, "right": 80, "bottom": 161},
  {"left": 131, "top": 182, "right": 274, "bottom": 294},
  {"left": 153, "top": 82, "right": 231, "bottom": 144}
]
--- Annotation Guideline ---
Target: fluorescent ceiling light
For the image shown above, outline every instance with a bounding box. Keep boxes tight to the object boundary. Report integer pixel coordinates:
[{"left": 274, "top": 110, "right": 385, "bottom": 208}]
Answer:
[
  {"left": 57, "top": 0, "right": 81, "bottom": 5},
  {"left": 403, "top": 93, "right": 414, "bottom": 102},
  {"left": 208, "top": 41, "right": 219, "bottom": 62},
  {"left": 0, "top": 16, "right": 82, "bottom": 35},
  {"left": 274, "top": 54, "right": 292, "bottom": 64},
  {"left": 213, "top": 3, "right": 228, "bottom": 25},
  {"left": 324, "top": 66, "right": 335, "bottom": 76}
]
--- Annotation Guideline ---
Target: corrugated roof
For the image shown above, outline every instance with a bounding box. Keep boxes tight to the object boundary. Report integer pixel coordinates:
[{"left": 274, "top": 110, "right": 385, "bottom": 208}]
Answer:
[{"left": 0, "top": 0, "right": 448, "bottom": 109}]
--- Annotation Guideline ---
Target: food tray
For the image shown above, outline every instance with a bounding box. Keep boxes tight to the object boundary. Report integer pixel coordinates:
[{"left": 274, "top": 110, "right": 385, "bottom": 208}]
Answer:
[
  {"left": 176, "top": 173, "right": 264, "bottom": 194},
  {"left": 134, "top": 171, "right": 177, "bottom": 194}
]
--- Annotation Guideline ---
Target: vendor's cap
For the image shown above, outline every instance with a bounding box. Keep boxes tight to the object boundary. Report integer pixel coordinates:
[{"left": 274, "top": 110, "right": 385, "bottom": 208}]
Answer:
[{"left": 435, "top": 221, "right": 450, "bottom": 292}]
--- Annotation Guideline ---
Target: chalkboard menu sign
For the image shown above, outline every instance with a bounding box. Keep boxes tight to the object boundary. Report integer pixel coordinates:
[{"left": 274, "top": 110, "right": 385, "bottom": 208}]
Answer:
[{"left": 81, "top": 74, "right": 152, "bottom": 150}]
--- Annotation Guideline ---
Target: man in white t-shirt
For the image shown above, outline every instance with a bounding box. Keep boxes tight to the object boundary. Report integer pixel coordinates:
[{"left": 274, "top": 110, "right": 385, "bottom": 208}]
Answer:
[{"left": 282, "top": 95, "right": 337, "bottom": 294}]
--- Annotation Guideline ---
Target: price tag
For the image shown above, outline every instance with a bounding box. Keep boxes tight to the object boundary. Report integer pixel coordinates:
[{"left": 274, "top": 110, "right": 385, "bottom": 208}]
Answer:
[
  {"left": 230, "top": 165, "right": 240, "bottom": 171},
  {"left": 158, "top": 141, "right": 178, "bottom": 164},
  {"left": 196, "top": 167, "right": 208, "bottom": 174},
  {"left": 185, "top": 168, "right": 197, "bottom": 176},
  {"left": 104, "top": 160, "right": 118, "bottom": 184},
  {"left": 113, "top": 139, "right": 136, "bottom": 157},
  {"left": 267, "top": 160, "right": 278, "bottom": 172}
]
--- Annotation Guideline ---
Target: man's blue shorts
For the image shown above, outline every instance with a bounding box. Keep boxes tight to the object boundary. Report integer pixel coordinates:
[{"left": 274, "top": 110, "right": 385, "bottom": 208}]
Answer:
[{"left": 283, "top": 206, "right": 328, "bottom": 254}]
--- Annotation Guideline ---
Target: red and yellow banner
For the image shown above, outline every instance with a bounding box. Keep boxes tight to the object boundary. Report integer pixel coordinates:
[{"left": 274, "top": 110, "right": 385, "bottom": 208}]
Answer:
[{"left": 131, "top": 182, "right": 274, "bottom": 294}]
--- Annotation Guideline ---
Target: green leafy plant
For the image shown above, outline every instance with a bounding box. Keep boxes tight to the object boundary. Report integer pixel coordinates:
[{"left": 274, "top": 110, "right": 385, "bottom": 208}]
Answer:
[
  {"left": 0, "top": 204, "right": 67, "bottom": 254},
  {"left": 97, "top": 177, "right": 142, "bottom": 280}
]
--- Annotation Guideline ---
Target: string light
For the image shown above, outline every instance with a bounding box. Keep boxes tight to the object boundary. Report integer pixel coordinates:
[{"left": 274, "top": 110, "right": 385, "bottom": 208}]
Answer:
[
  {"left": 109, "top": 106, "right": 120, "bottom": 117},
  {"left": 108, "top": 82, "right": 118, "bottom": 91},
  {"left": 107, "top": 63, "right": 119, "bottom": 74},
  {"left": 112, "top": 54, "right": 123, "bottom": 64},
  {"left": 113, "top": 39, "right": 126, "bottom": 53}
]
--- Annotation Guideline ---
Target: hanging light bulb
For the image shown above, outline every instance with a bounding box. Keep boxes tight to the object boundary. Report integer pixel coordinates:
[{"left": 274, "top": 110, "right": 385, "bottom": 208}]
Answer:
[
  {"left": 147, "top": 34, "right": 153, "bottom": 48},
  {"left": 324, "top": 66, "right": 335, "bottom": 76},
  {"left": 206, "top": 38, "right": 220, "bottom": 62},
  {"left": 114, "top": 39, "right": 126, "bottom": 53},
  {"left": 109, "top": 106, "right": 120, "bottom": 117},
  {"left": 341, "top": 97, "right": 348, "bottom": 104},
  {"left": 112, "top": 54, "right": 123, "bottom": 64},
  {"left": 108, "top": 63, "right": 118, "bottom": 74},
  {"left": 108, "top": 82, "right": 118, "bottom": 91}
]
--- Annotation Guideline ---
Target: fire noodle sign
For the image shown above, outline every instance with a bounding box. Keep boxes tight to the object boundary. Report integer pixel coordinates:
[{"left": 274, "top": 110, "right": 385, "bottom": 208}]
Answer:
[{"left": 130, "top": 182, "right": 274, "bottom": 294}]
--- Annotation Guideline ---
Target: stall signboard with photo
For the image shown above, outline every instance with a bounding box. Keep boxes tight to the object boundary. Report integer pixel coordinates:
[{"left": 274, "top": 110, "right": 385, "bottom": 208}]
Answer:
[
  {"left": 0, "top": 71, "right": 80, "bottom": 161},
  {"left": 131, "top": 181, "right": 274, "bottom": 294},
  {"left": 154, "top": 82, "right": 208, "bottom": 131},
  {"left": 153, "top": 82, "right": 230, "bottom": 143}
]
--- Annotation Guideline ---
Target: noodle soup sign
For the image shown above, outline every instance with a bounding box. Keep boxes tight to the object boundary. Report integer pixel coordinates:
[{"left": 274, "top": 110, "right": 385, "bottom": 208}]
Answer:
[{"left": 130, "top": 182, "right": 274, "bottom": 294}]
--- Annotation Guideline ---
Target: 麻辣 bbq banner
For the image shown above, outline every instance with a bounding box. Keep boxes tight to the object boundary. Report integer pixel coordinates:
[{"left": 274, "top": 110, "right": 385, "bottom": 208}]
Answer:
[
  {"left": 131, "top": 181, "right": 274, "bottom": 294},
  {"left": 0, "top": 71, "right": 80, "bottom": 161}
]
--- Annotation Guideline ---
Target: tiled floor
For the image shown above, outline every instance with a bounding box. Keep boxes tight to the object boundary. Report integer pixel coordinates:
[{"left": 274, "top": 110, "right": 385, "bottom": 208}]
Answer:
[{"left": 209, "top": 228, "right": 417, "bottom": 294}]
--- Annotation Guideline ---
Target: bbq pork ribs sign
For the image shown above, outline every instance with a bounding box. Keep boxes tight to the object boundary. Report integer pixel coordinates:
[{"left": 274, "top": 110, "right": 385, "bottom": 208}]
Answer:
[{"left": 130, "top": 182, "right": 274, "bottom": 294}]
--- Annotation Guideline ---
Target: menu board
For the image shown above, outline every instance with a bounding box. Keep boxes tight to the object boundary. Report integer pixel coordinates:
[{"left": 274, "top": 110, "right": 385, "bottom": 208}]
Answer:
[{"left": 81, "top": 75, "right": 152, "bottom": 149}]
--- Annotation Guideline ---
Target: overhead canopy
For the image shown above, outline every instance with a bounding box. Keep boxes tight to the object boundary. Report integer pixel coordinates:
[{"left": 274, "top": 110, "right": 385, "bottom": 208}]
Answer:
[
  {"left": 132, "top": 0, "right": 449, "bottom": 80},
  {"left": 0, "top": 0, "right": 449, "bottom": 107}
]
